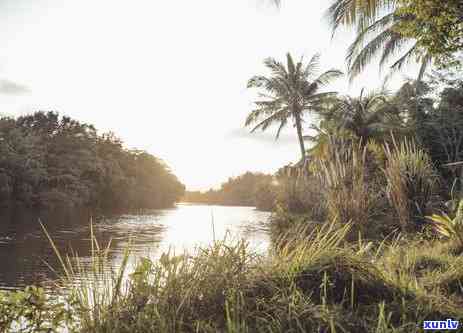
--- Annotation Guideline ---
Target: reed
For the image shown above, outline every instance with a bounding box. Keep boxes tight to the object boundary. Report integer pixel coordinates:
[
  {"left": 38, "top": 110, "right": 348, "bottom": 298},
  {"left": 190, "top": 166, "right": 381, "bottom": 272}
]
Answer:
[
  {"left": 315, "top": 141, "right": 378, "bottom": 234},
  {"left": 383, "top": 137, "right": 439, "bottom": 232}
]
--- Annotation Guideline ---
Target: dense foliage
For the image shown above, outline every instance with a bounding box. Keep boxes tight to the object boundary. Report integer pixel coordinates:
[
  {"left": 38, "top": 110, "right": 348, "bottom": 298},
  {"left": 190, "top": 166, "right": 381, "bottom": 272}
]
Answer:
[
  {"left": 0, "top": 111, "right": 185, "bottom": 211},
  {"left": 395, "top": 0, "right": 463, "bottom": 66},
  {"left": 326, "top": 0, "right": 463, "bottom": 80}
]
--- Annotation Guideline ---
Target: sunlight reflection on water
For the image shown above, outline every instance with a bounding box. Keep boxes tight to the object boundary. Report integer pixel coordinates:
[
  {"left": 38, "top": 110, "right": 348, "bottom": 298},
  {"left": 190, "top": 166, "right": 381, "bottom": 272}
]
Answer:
[{"left": 0, "top": 204, "right": 270, "bottom": 290}]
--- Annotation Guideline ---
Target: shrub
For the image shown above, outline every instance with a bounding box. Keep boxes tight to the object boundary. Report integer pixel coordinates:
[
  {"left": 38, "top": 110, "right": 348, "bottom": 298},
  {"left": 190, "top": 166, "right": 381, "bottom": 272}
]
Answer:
[{"left": 0, "top": 286, "right": 76, "bottom": 332}]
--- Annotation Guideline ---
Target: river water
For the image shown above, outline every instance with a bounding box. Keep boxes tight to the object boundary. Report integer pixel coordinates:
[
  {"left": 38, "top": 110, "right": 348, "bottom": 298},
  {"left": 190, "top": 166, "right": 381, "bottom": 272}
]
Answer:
[{"left": 0, "top": 204, "right": 270, "bottom": 290}]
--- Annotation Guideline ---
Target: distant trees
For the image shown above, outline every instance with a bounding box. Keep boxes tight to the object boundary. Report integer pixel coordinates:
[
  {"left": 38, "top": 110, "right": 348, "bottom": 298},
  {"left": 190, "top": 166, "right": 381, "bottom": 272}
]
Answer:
[
  {"left": 246, "top": 53, "right": 342, "bottom": 160},
  {"left": 183, "top": 172, "right": 276, "bottom": 210},
  {"left": 0, "top": 111, "right": 185, "bottom": 210}
]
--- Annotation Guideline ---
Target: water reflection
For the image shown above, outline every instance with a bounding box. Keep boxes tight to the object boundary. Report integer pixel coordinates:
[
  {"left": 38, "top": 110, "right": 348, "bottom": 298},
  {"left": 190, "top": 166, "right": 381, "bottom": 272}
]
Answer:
[{"left": 0, "top": 204, "right": 270, "bottom": 290}]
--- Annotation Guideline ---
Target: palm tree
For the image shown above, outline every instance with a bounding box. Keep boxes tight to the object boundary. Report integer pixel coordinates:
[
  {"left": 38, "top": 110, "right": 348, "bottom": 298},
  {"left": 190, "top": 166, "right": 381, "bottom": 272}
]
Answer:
[
  {"left": 323, "top": 88, "right": 402, "bottom": 141},
  {"left": 245, "top": 53, "right": 343, "bottom": 160},
  {"left": 326, "top": 0, "right": 432, "bottom": 83}
]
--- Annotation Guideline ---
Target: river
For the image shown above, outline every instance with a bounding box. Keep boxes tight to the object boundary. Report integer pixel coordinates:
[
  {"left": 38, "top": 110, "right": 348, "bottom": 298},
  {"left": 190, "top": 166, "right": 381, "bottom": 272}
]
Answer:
[{"left": 0, "top": 204, "right": 271, "bottom": 290}]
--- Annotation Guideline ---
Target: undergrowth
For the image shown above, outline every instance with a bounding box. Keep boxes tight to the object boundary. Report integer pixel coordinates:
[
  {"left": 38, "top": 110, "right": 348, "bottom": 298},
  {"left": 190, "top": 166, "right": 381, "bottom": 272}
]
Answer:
[{"left": 2, "top": 221, "right": 463, "bottom": 332}]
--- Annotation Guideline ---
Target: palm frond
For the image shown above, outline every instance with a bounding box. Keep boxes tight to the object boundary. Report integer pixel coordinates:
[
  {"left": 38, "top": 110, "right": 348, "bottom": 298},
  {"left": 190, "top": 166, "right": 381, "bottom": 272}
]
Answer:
[
  {"left": 304, "top": 53, "right": 321, "bottom": 78},
  {"left": 379, "top": 32, "right": 412, "bottom": 70},
  {"left": 245, "top": 109, "right": 265, "bottom": 127},
  {"left": 247, "top": 75, "right": 270, "bottom": 89},
  {"left": 417, "top": 54, "right": 432, "bottom": 83},
  {"left": 275, "top": 117, "right": 288, "bottom": 139},
  {"left": 347, "top": 13, "right": 395, "bottom": 58},
  {"left": 306, "top": 91, "right": 339, "bottom": 102},
  {"left": 313, "top": 69, "right": 344, "bottom": 87},
  {"left": 286, "top": 53, "right": 296, "bottom": 77},
  {"left": 383, "top": 44, "right": 418, "bottom": 81},
  {"left": 348, "top": 28, "right": 395, "bottom": 81},
  {"left": 263, "top": 57, "right": 288, "bottom": 78},
  {"left": 250, "top": 109, "right": 289, "bottom": 133},
  {"left": 247, "top": 75, "right": 290, "bottom": 98},
  {"left": 326, "top": 0, "right": 396, "bottom": 35}
]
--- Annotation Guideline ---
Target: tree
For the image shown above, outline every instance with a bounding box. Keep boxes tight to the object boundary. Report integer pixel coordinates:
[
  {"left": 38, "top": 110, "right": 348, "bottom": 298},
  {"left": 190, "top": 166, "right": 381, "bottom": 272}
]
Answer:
[
  {"left": 390, "top": 80, "right": 434, "bottom": 134},
  {"left": 326, "top": 0, "right": 432, "bottom": 82},
  {"left": 246, "top": 53, "right": 342, "bottom": 160},
  {"left": 415, "top": 78, "right": 463, "bottom": 193},
  {"left": 395, "top": 0, "right": 463, "bottom": 66},
  {"left": 0, "top": 117, "right": 46, "bottom": 206},
  {"left": 323, "top": 88, "right": 402, "bottom": 141},
  {"left": 0, "top": 111, "right": 185, "bottom": 211}
]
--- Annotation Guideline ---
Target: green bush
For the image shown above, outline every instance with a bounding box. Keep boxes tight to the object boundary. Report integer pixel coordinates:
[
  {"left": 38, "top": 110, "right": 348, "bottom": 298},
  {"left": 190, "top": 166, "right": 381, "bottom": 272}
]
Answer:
[{"left": 0, "top": 286, "right": 76, "bottom": 332}]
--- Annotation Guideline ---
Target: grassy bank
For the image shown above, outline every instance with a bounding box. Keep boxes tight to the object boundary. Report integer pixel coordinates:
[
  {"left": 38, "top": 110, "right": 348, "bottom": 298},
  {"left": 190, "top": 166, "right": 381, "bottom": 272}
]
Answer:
[{"left": 1, "top": 221, "right": 462, "bottom": 332}]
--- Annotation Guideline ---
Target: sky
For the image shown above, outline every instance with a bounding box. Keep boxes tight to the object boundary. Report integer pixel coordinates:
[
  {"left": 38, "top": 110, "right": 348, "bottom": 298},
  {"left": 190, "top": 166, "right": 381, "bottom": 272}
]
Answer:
[{"left": 0, "top": 0, "right": 418, "bottom": 190}]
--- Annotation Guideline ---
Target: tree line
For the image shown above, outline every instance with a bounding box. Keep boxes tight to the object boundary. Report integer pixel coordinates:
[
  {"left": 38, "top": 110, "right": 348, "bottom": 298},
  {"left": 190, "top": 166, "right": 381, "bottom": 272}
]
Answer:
[
  {"left": 0, "top": 111, "right": 185, "bottom": 211},
  {"left": 183, "top": 172, "right": 276, "bottom": 210}
]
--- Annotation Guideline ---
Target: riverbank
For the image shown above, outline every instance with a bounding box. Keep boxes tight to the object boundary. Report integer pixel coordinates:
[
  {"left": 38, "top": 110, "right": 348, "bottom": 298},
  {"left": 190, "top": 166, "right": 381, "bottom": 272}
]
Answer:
[{"left": 2, "top": 220, "right": 463, "bottom": 332}]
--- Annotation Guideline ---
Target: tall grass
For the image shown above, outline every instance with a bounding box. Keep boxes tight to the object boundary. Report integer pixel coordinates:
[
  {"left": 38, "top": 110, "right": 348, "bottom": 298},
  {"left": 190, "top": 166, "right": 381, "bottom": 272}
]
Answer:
[
  {"left": 64, "top": 222, "right": 463, "bottom": 331},
  {"left": 315, "top": 141, "right": 378, "bottom": 233},
  {"left": 275, "top": 171, "right": 326, "bottom": 218},
  {"left": 3, "top": 217, "right": 463, "bottom": 332},
  {"left": 383, "top": 137, "right": 439, "bottom": 232},
  {"left": 40, "top": 219, "right": 132, "bottom": 330}
]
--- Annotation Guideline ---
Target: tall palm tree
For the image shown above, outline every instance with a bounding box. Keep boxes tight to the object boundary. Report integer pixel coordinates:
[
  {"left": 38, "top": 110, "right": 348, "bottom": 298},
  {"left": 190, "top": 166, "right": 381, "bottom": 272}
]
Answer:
[
  {"left": 245, "top": 53, "right": 343, "bottom": 160},
  {"left": 323, "top": 88, "right": 402, "bottom": 141}
]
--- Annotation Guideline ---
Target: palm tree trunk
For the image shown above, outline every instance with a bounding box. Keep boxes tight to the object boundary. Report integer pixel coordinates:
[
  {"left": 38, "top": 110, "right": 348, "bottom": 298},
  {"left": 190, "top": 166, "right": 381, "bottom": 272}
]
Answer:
[
  {"left": 294, "top": 112, "right": 306, "bottom": 161},
  {"left": 415, "top": 55, "right": 431, "bottom": 120}
]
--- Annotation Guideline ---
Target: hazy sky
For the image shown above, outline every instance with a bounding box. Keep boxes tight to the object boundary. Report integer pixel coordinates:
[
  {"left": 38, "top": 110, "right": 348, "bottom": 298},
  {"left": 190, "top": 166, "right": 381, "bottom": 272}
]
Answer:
[{"left": 0, "top": 0, "right": 417, "bottom": 190}]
